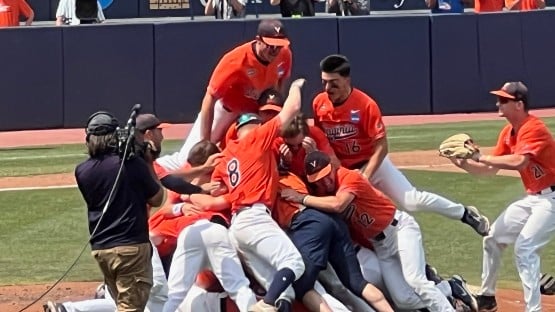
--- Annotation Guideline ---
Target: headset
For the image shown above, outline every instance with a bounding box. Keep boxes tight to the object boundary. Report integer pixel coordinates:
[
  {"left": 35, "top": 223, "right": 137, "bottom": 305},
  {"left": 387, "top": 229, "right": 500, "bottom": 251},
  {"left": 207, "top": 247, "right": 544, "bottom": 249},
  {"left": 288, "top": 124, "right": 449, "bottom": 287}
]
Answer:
[{"left": 85, "top": 111, "right": 119, "bottom": 142}]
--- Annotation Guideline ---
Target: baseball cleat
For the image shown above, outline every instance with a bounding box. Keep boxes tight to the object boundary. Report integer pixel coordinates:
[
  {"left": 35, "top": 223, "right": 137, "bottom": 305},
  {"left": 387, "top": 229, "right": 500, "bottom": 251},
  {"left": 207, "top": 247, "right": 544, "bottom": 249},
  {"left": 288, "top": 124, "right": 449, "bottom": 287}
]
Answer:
[
  {"left": 43, "top": 301, "right": 67, "bottom": 312},
  {"left": 448, "top": 275, "right": 478, "bottom": 312},
  {"left": 462, "top": 206, "right": 490, "bottom": 236},
  {"left": 248, "top": 299, "right": 278, "bottom": 312},
  {"left": 476, "top": 295, "right": 497, "bottom": 312},
  {"left": 451, "top": 297, "right": 472, "bottom": 312},
  {"left": 425, "top": 264, "right": 444, "bottom": 285},
  {"left": 541, "top": 273, "right": 555, "bottom": 295}
]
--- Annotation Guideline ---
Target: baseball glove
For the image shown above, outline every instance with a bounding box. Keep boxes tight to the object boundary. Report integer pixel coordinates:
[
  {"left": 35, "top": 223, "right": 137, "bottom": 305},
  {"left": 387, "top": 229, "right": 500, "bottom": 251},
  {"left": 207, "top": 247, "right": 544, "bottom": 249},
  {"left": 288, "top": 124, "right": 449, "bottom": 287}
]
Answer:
[{"left": 438, "top": 133, "right": 480, "bottom": 159}]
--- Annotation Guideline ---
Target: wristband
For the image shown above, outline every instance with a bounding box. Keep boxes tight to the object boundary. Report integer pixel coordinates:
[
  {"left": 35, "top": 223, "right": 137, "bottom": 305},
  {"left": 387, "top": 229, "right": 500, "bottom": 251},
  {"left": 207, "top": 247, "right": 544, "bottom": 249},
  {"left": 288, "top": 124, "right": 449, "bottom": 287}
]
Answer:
[
  {"left": 172, "top": 203, "right": 184, "bottom": 217},
  {"left": 301, "top": 195, "right": 308, "bottom": 205}
]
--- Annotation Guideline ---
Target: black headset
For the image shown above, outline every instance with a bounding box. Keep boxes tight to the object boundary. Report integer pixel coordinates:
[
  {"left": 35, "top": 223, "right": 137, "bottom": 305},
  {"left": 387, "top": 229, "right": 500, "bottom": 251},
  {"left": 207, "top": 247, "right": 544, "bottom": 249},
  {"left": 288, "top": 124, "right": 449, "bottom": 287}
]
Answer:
[{"left": 85, "top": 111, "right": 119, "bottom": 142}]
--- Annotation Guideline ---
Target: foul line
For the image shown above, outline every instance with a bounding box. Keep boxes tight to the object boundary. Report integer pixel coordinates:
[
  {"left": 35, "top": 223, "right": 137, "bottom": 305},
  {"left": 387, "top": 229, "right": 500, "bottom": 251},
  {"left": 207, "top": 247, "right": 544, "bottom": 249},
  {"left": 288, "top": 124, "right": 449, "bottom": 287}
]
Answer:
[
  {"left": 0, "top": 154, "right": 85, "bottom": 161},
  {"left": 0, "top": 185, "right": 77, "bottom": 192}
]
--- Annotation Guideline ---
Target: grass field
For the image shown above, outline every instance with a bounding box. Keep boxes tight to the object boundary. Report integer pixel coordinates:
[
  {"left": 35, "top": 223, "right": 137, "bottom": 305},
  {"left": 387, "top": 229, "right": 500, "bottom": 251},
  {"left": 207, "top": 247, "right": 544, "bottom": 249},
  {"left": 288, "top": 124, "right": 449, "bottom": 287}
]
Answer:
[{"left": 1, "top": 118, "right": 554, "bottom": 288}]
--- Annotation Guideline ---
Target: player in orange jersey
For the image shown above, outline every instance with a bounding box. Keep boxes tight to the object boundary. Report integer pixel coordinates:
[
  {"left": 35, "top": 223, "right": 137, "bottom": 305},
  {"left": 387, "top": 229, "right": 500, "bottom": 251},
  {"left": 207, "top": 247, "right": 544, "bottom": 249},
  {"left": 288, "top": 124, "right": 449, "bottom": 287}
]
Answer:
[
  {"left": 275, "top": 172, "right": 392, "bottom": 312},
  {"left": 450, "top": 81, "right": 555, "bottom": 312},
  {"left": 282, "top": 151, "right": 478, "bottom": 312},
  {"left": 156, "top": 19, "right": 292, "bottom": 172},
  {"left": 312, "top": 54, "right": 490, "bottom": 238},
  {"left": 210, "top": 79, "right": 307, "bottom": 312},
  {"left": 277, "top": 114, "right": 339, "bottom": 179}
]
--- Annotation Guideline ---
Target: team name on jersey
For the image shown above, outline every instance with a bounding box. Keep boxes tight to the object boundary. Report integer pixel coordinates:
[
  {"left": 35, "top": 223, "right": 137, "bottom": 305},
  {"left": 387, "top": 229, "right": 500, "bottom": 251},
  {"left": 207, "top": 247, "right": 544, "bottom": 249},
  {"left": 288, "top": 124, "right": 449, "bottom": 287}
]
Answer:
[{"left": 324, "top": 124, "right": 358, "bottom": 141}]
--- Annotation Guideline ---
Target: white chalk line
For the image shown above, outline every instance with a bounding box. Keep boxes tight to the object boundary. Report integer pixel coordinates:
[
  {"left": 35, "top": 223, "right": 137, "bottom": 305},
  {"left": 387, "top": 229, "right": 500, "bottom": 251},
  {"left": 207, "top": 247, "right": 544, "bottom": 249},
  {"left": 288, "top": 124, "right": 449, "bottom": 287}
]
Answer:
[
  {"left": 0, "top": 185, "right": 77, "bottom": 192},
  {"left": 0, "top": 154, "right": 85, "bottom": 161}
]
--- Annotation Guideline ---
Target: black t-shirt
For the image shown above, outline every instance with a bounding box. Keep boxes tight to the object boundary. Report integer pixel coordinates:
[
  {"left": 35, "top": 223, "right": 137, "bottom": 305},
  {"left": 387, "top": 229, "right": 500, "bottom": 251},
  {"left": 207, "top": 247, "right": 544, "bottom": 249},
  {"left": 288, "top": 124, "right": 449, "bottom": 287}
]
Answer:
[
  {"left": 75, "top": 154, "right": 160, "bottom": 250},
  {"left": 280, "top": 0, "right": 315, "bottom": 17}
]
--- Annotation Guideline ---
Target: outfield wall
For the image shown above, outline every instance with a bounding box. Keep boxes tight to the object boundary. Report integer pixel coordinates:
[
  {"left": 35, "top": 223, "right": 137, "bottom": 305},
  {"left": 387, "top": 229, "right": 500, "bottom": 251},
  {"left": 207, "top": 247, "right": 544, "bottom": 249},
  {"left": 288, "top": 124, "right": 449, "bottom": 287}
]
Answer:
[{"left": 1, "top": 11, "right": 554, "bottom": 130}]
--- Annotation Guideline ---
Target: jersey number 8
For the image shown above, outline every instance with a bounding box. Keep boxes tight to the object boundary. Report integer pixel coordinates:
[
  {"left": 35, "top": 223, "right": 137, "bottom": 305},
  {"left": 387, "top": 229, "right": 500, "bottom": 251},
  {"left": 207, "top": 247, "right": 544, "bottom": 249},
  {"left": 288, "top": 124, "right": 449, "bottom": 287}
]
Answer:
[{"left": 227, "top": 158, "right": 241, "bottom": 188}]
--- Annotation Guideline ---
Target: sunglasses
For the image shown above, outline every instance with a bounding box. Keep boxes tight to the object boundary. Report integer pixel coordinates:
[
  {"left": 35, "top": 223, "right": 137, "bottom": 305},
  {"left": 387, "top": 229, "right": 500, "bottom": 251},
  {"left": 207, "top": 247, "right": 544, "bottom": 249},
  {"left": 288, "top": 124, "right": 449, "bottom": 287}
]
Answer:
[
  {"left": 497, "top": 97, "right": 512, "bottom": 104},
  {"left": 259, "top": 38, "right": 281, "bottom": 51}
]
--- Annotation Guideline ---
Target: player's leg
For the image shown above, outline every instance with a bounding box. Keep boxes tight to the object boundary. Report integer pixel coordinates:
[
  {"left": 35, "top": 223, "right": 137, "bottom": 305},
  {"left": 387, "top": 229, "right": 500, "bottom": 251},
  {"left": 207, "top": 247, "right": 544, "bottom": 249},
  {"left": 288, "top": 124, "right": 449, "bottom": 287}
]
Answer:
[
  {"left": 156, "top": 100, "right": 238, "bottom": 171},
  {"left": 163, "top": 221, "right": 211, "bottom": 312},
  {"left": 513, "top": 196, "right": 555, "bottom": 312},
  {"left": 178, "top": 284, "right": 226, "bottom": 312},
  {"left": 369, "top": 156, "right": 489, "bottom": 236},
  {"left": 394, "top": 212, "right": 456, "bottom": 312},
  {"left": 229, "top": 203, "right": 305, "bottom": 310},
  {"left": 313, "top": 280, "right": 356, "bottom": 312},
  {"left": 47, "top": 299, "right": 115, "bottom": 312},
  {"left": 477, "top": 198, "right": 532, "bottom": 311},
  {"left": 200, "top": 220, "right": 258, "bottom": 312}
]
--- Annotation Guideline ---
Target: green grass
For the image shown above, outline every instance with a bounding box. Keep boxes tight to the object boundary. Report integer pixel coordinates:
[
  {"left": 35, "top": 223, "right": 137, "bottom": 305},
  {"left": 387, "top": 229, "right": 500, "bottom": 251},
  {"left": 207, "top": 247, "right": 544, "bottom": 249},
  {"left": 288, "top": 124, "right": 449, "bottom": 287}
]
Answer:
[{"left": 0, "top": 188, "right": 102, "bottom": 285}]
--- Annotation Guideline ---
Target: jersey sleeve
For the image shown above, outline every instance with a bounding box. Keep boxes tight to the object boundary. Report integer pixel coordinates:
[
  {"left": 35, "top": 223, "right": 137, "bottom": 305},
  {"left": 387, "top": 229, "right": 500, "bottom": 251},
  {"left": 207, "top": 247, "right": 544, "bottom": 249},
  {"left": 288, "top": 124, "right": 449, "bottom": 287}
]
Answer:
[
  {"left": 363, "top": 97, "right": 386, "bottom": 142},
  {"left": 491, "top": 126, "right": 512, "bottom": 156},
  {"left": 336, "top": 170, "right": 362, "bottom": 197},
  {"left": 514, "top": 123, "right": 552, "bottom": 157},
  {"left": 254, "top": 117, "right": 282, "bottom": 151},
  {"left": 207, "top": 54, "right": 240, "bottom": 99}
]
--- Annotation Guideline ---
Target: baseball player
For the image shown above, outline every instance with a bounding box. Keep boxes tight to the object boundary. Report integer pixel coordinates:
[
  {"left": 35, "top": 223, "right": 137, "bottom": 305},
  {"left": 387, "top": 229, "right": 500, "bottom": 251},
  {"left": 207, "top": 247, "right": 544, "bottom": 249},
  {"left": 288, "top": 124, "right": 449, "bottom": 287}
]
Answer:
[
  {"left": 282, "top": 151, "right": 478, "bottom": 312},
  {"left": 449, "top": 81, "right": 555, "bottom": 312},
  {"left": 156, "top": 19, "right": 292, "bottom": 172},
  {"left": 275, "top": 171, "right": 393, "bottom": 312},
  {"left": 311, "top": 54, "right": 490, "bottom": 237},
  {"left": 208, "top": 79, "right": 307, "bottom": 312}
]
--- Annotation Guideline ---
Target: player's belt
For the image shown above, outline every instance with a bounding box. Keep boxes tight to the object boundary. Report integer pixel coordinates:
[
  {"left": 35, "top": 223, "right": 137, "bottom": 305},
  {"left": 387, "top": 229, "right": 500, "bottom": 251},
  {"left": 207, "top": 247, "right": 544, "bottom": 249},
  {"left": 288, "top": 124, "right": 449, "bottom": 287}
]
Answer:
[
  {"left": 536, "top": 185, "right": 555, "bottom": 195},
  {"left": 374, "top": 218, "right": 399, "bottom": 242}
]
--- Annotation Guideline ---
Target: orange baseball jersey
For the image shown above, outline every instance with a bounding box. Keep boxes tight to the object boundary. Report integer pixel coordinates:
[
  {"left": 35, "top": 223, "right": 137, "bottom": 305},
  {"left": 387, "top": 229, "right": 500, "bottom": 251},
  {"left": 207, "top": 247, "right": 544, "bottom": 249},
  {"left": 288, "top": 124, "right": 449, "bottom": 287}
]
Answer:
[
  {"left": 492, "top": 115, "right": 555, "bottom": 194},
  {"left": 153, "top": 160, "right": 171, "bottom": 180},
  {"left": 212, "top": 117, "right": 281, "bottom": 213},
  {"left": 273, "top": 172, "right": 309, "bottom": 229},
  {"left": 207, "top": 42, "right": 292, "bottom": 114},
  {"left": 334, "top": 167, "right": 396, "bottom": 250},
  {"left": 475, "top": 0, "right": 504, "bottom": 12},
  {"left": 3, "top": 0, "right": 33, "bottom": 26},
  {"left": 275, "top": 126, "right": 335, "bottom": 178},
  {"left": 313, "top": 89, "right": 386, "bottom": 169},
  {"left": 515, "top": 0, "right": 542, "bottom": 10}
]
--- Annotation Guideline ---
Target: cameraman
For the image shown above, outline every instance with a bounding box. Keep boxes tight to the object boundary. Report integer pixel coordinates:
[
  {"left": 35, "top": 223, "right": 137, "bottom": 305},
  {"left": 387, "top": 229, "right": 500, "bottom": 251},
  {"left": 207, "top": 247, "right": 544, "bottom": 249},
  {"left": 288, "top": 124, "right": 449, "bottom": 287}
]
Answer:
[{"left": 75, "top": 111, "right": 166, "bottom": 312}]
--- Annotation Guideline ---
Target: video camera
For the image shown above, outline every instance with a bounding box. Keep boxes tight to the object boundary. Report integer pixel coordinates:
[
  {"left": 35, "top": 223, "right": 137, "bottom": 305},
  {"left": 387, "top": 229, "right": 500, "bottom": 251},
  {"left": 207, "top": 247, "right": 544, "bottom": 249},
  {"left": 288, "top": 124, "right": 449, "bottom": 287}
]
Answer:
[{"left": 115, "top": 104, "right": 142, "bottom": 161}]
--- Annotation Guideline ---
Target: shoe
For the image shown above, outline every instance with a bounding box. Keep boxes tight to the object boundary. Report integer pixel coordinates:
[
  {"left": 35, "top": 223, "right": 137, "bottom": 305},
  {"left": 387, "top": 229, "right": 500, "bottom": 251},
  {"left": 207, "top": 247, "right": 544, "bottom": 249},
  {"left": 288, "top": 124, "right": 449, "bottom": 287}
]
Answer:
[
  {"left": 451, "top": 297, "right": 472, "bottom": 312},
  {"left": 476, "top": 295, "right": 497, "bottom": 312},
  {"left": 541, "top": 273, "right": 555, "bottom": 295},
  {"left": 43, "top": 301, "right": 67, "bottom": 312},
  {"left": 248, "top": 299, "right": 278, "bottom": 312},
  {"left": 462, "top": 206, "right": 490, "bottom": 236},
  {"left": 448, "top": 275, "right": 478, "bottom": 312},
  {"left": 425, "top": 264, "right": 443, "bottom": 285}
]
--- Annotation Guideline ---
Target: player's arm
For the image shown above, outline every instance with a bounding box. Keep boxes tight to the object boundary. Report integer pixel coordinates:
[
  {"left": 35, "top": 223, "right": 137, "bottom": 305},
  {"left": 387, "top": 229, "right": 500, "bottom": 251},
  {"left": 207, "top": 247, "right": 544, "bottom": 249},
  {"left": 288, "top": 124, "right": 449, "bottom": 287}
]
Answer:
[
  {"left": 230, "top": 0, "right": 246, "bottom": 13},
  {"left": 281, "top": 189, "right": 354, "bottom": 213},
  {"left": 19, "top": 0, "right": 34, "bottom": 26},
  {"left": 449, "top": 158, "right": 500, "bottom": 176},
  {"left": 204, "top": 0, "right": 215, "bottom": 14},
  {"left": 185, "top": 193, "right": 231, "bottom": 212},
  {"left": 534, "top": 0, "right": 546, "bottom": 8},
  {"left": 199, "top": 92, "right": 218, "bottom": 142},
  {"left": 360, "top": 137, "right": 388, "bottom": 180},
  {"left": 475, "top": 154, "right": 530, "bottom": 171},
  {"left": 277, "top": 79, "right": 306, "bottom": 127}
]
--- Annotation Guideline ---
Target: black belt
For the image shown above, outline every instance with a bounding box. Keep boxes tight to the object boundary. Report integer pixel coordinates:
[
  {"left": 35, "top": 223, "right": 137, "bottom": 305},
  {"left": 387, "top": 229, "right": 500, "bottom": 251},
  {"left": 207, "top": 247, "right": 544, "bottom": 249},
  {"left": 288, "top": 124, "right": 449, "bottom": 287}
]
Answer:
[
  {"left": 536, "top": 185, "right": 555, "bottom": 195},
  {"left": 374, "top": 218, "right": 398, "bottom": 242}
]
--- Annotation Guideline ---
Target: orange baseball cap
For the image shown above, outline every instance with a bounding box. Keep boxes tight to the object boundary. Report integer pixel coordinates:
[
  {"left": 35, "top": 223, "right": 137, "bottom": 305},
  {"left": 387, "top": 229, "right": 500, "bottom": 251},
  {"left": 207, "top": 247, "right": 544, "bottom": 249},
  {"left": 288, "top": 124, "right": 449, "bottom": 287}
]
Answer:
[
  {"left": 490, "top": 81, "right": 528, "bottom": 101},
  {"left": 305, "top": 151, "right": 333, "bottom": 183},
  {"left": 258, "top": 89, "right": 284, "bottom": 112},
  {"left": 136, "top": 114, "right": 172, "bottom": 132},
  {"left": 257, "top": 19, "right": 290, "bottom": 47}
]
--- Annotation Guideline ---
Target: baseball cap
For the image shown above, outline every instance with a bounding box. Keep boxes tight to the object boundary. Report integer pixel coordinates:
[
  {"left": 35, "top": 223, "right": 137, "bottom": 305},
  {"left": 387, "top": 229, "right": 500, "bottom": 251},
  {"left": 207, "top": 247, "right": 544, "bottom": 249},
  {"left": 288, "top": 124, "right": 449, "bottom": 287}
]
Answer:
[
  {"left": 490, "top": 81, "right": 528, "bottom": 101},
  {"left": 258, "top": 89, "right": 284, "bottom": 112},
  {"left": 136, "top": 114, "right": 172, "bottom": 132},
  {"left": 257, "top": 19, "right": 289, "bottom": 47},
  {"left": 86, "top": 111, "right": 119, "bottom": 136},
  {"left": 236, "top": 113, "right": 263, "bottom": 130},
  {"left": 305, "top": 151, "right": 332, "bottom": 183}
]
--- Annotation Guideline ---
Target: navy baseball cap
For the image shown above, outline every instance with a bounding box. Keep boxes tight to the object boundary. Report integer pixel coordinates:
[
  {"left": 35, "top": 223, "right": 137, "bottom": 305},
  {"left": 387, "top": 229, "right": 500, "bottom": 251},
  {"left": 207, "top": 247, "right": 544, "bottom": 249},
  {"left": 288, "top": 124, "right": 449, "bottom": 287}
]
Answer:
[
  {"left": 258, "top": 89, "right": 284, "bottom": 112},
  {"left": 305, "top": 151, "right": 332, "bottom": 183},
  {"left": 236, "top": 113, "right": 263, "bottom": 130},
  {"left": 257, "top": 19, "right": 289, "bottom": 47}
]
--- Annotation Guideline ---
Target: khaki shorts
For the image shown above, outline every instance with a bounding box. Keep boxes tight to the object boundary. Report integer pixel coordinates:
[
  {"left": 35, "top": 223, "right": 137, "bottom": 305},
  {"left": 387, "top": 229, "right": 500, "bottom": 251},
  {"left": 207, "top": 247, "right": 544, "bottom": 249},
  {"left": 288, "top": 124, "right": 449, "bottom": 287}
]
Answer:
[{"left": 92, "top": 242, "right": 153, "bottom": 312}]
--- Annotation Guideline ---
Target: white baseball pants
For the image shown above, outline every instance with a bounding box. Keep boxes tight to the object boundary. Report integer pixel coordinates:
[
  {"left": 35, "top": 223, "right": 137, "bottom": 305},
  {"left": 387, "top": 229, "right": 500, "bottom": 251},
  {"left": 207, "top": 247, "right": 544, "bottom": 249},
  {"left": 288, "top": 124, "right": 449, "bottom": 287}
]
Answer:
[
  {"left": 370, "top": 156, "right": 466, "bottom": 220},
  {"left": 156, "top": 100, "right": 239, "bottom": 171},
  {"left": 163, "top": 220, "right": 257, "bottom": 312},
  {"left": 480, "top": 191, "right": 555, "bottom": 312},
  {"left": 228, "top": 203, "right": 305, "bottom": 303}
]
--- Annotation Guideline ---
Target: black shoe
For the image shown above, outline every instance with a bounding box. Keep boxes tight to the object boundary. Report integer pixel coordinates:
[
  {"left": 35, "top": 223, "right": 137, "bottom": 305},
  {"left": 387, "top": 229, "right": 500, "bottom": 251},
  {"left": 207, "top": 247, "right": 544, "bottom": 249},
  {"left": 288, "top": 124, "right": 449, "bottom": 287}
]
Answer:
[
  {"left": 541, "top": 273, "right": 555, "bottom": 295},
  {"left": 461, "top": 206, "right": 490, "bottom": 236},
  {"left": 448, "top": 275, "right": 478, "bottom": 312},
  {"left": 425, "top": 264, "right": 443, "bottom": 285},
  {"left": 43, "top": 301, "right": 67, "bottom": 312},
  {"left": 450, "top": 297, "right": 472, "bottom": 312},
  {"left": 476, "top": 295, "right": 497, "bottom": 312}
]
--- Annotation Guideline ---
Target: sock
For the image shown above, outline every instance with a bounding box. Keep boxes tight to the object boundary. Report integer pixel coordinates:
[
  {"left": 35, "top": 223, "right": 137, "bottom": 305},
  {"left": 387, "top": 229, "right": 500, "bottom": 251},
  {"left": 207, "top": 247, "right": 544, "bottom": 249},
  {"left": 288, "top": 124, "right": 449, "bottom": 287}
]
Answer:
[{"left": 263, "top": 268, "right": 296, "bottom": 305}]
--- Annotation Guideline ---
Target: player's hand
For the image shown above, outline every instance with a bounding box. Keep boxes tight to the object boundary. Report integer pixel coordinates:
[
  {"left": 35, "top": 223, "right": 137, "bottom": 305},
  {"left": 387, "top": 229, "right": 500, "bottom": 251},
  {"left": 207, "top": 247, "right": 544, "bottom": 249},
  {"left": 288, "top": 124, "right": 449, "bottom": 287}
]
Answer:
[
  {"left": 181, "top": 203, "right": 204, "bottom": 217},
  {"left": 210, "top": 182, "right": 228, "bottom": 197},
  {"left": 202, "top": 153, "right": 223, "bottom": 172},
  {"left": 143, "top": 140, "right": 158, "bottom": 163},
  {"left": 302, "top": 137, "right": 317, "bottom": 153},
  {"left": 201, "top": 181, "right": 222, "bottom": 194},
  {"left": 279, "top": 144, "right": 293, "bottom": 163},
  {"left": 290, "top": 78, "right": 306, "bottom": 90},
  {"left": 280, "top": 188, "right": 304, "bottom": 203}
]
